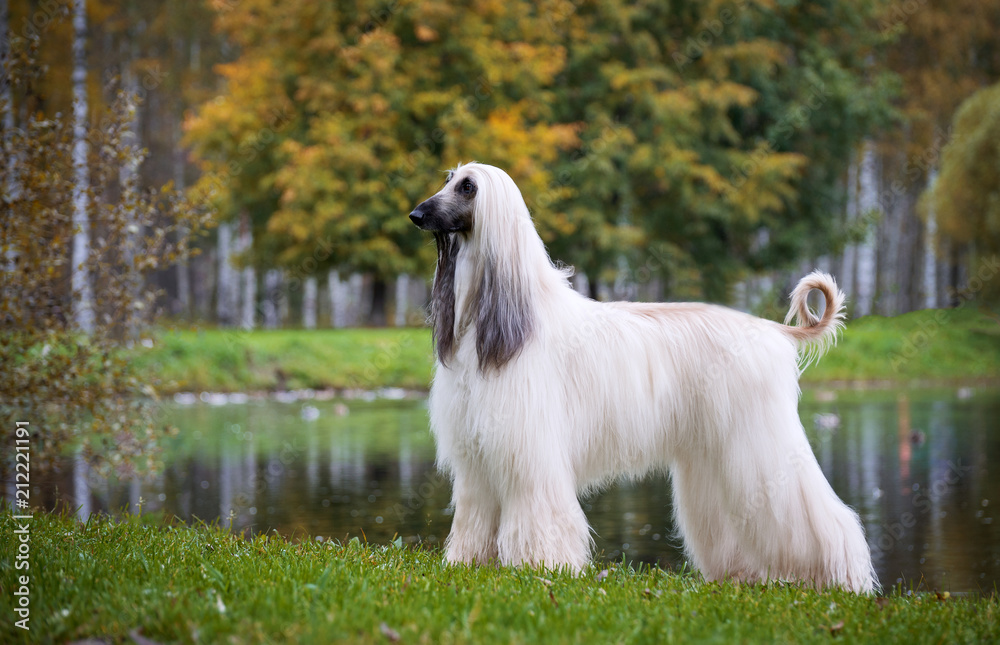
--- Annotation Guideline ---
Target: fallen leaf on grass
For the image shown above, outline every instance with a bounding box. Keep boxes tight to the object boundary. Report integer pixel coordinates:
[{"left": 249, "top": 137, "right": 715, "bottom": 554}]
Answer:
[
  {"left": 380, "top": 622, "right": 400, "bottom": 642},
  {"left": 129, "top": 629, "right": 164, "bottom": 645}
]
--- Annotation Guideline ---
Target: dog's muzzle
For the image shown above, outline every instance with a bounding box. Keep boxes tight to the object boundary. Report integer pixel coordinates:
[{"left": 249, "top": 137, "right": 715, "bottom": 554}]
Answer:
[{"left": 408, "top": 207, "right": 425, "bottom": 227}]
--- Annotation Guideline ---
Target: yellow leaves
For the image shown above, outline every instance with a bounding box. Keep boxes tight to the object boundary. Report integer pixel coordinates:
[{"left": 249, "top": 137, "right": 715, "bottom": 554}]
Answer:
[
  {"left": 689, "top": 80, "right": 759, "bottom": 110},
  {"left": 502, "top": 42, "right": 566, "bottom": 85},
  {"left": 723, "top": 148, "right": 807, "bottom": 225},
  {"left": 414, "top": 24, "right": 439, "bottom": 42}
]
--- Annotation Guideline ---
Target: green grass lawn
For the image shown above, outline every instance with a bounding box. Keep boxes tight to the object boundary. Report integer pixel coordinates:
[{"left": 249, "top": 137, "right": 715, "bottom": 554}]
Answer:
[
  {"left": 1, "top": 511, "right": 996, "bottom": 644},
  {"left": 139, "top": 307, "right": 1000, "bottom": 393},
  {"left": 800, "top": 305, "right": 1000, "bottom": 384},
  {"left": 134, "top": 326, "right": 435, "bottom": 393}
]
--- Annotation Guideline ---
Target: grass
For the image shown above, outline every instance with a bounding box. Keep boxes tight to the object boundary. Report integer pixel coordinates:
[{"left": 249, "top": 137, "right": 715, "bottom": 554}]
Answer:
[
  {"left": 139, "top": 307, "right": 1000, "bottom": 393},
  {"left": 134, "top": 327, "right": 435, "bottom": 393},
  {"left": 1, "top": 511, "right": 996, "bottom": 644},
  {"left": 801, "top": 305, "right": 1000, "bottom": 384}
]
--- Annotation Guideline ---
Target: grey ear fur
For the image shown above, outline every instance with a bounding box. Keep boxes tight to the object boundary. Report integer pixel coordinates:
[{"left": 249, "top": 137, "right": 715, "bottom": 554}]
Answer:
[
  {"left": 475, "top": 253, "right": 533, "bottom": 372},
  {"left": 430, "top": 232, "right": 460, "bottom": 366}
]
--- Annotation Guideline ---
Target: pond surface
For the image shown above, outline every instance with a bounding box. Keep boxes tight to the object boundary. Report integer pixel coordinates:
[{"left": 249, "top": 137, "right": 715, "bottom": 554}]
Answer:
[{"left": 25, "top": 387, "right": 1000, "bottom": 593}]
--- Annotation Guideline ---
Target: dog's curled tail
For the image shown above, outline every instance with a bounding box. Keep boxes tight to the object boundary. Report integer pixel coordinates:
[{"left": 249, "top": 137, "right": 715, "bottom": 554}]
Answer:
[{"left": 780, "top": 271, "right": 847, "bottom": 369}]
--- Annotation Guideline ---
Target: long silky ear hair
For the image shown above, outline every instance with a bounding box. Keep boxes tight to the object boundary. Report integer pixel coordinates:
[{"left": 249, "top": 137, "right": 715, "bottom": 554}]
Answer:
[
  {"left": 467, "top": 166, "right": 535, "bottom": 373},
  {"left": 430, "top": 232, "right": 460, "bottom": 366}
]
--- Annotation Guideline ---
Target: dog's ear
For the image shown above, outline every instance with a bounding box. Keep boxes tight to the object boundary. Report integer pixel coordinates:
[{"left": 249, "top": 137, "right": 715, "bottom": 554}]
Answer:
[
  {"left": 475, "top": 254, "right": 533, "bottom": 372},
  {"left": 431, "top": 233, "right": 460, "bottom": 366}
]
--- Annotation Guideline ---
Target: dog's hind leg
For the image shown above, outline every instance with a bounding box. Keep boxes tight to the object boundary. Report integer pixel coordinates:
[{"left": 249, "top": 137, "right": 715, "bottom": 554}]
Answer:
[
  {"left": 444, "top": 466, "right": 501, "bottom": 566},
  {"left": 672, "top": 405, "right": 876, "bottom": 593},
  {"left": 735, "top": 412, "right": 877, "bottom": 593}
]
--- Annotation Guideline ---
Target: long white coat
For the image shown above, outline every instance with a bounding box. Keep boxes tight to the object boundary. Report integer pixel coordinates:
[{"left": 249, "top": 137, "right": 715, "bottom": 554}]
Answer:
[{"left": 412, "top": 163, "right": 876, "bottom": 593}]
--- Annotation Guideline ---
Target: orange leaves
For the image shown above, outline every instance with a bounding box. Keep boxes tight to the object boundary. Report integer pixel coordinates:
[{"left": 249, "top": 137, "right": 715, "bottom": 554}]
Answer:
[{"left": 414, "top": 24, "right": 439, "bottom": 42}]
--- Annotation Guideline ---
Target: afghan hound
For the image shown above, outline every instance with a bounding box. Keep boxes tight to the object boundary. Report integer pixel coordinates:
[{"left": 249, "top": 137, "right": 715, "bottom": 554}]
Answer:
[{"left": 409, "top": 162, "right": 876, "bottom": 593}]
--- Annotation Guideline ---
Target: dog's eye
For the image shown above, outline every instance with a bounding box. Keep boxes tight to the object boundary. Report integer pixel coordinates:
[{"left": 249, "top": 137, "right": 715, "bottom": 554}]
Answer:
[{"left": 460, "top": 179, "right": 476, "bottom": 196}]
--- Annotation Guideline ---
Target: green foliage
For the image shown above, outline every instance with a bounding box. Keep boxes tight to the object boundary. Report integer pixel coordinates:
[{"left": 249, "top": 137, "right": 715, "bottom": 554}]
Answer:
[
  {"left": 2, "top": 510, "right": 997, "bottom": 643},
  {"left": 923, "top": 82, "right": 1000, "bottom": 303},
  {"left": 555, "top": 0, "right": 898, "bottom": 299},
  {"left": 184, "top": 0, "right": 897, "bottom": 298},
  {"left": 0, "top": 33, "right": 213, "bottom": 475}
]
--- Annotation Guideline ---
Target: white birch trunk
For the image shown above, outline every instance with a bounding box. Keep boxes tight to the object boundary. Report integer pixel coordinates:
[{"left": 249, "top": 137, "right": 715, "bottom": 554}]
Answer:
[
  {"left": 262, "top": 269, "right": 282, "bottom": 329},
  {"left": 193, "top": 246, "right": 213, "bottom": 319},
  {"left": 348, "top": 273, "right": 364, "bottom": 326},
  {"left": 216, "top": 222, "right": 235, "bottom": 325},
  {"left": 73, "top": 447, "right": 91, "bottom": 522},
  {"left": 174, "top": 115, "right": 190, "bottom": 316},
  {"left": 328, "top": 270, "right": 344, "bottom": 328},
  {"left": 327, "top": 270, "right": 364, "bottom": 327},
  {"left": 278, "top": 270, "right": 289, "bottom": 324},
  {"left": 393, "top": 274, "right": 409, "bottom": 327},
  {"left": 71, "top": 0, "right": 95, "bottom": 334},
  {"left": 854, "top": 144, "right": 878, "bottom": 317},
  {"left": 239, "top": 217, "right": 255, "bottom": 329},
  {"left": 840, "top": 155, "right": 858, "bottom": 302},
  {"left": 923, "top": 168, "right": 939, "bottom": 309},
  {"left": 303, "top": 276, "right": 317, "bottom": 329}
]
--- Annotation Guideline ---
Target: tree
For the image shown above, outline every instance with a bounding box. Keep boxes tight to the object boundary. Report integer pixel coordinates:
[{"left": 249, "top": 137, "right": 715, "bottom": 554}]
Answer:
[
  {"left": 184, "top": 0, "right": 896, "bottom": 309},
  {"left": 546, "top": 0, "right": 896, "bottom": 302},
  {"left": 0, "top": 29, "right": 212, "bottom": 474},
  {"left": 874, "top": 0, "right": 1000, "bottom": 313},
  {"left": 70, "top": 0, "right": 95, "bottom": 333},
  {"left": 923, "top": 81, "right": 1000, "bottom": 303},
  {"left": 184, "top": 0, "right": 582, "bottom": 318}
]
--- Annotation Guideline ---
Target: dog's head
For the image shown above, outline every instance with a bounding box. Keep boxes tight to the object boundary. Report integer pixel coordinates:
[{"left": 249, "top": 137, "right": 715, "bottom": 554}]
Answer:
[
  {"left": 410, "top": 163, "right": 536, "bottom": 373},
  {"left": 408, "top": 166, "right": 478, "bottom": 234}
]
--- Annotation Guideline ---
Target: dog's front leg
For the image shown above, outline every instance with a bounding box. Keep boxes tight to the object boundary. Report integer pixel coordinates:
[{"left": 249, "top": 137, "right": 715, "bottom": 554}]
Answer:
[
  {"left": 494, "top": 471, "right": 592, "bottom": 573},
  {"left": 443, "top": 467, "right": 500, "bottom": 565}
]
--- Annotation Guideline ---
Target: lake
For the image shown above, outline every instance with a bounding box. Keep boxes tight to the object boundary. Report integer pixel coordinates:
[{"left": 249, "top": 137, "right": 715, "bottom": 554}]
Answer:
[{"left": 27, "top": 387, "right": 1000, "bottom": 593}]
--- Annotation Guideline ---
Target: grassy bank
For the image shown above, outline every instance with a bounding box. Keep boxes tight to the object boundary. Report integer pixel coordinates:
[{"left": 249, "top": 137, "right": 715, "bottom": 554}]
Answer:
[
  {"left": 138, "top": 307, "right": 1000, "bottom": 393},
  {"left": 135, "top": 327, "right": 435, "bottom": 393},
  {"left": 1, "top": 511, "right": 996, "bottom": 644}
]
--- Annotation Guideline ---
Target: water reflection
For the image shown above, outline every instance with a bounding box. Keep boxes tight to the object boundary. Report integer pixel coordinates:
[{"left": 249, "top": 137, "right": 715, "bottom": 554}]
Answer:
[{"left": 23, "top": 388, "right": 1000, "bottom": 592}]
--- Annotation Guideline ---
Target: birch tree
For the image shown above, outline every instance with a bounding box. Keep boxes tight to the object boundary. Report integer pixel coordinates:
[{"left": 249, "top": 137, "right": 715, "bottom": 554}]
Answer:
[
  {"left": 0, "top": 30, "right": 212, "bottom": 474},
  {"left": 302, "top": 276, "right": 317, "bottom": 329},
  {"left": 70, "top": 0, "right": 94, "bottom": 334},
  {"left": 239, "top": 212, "right": 256, "bottom": 329},
  {"left": 215, "top": 221, "right": 235, "bottom": 325},
  {"left": 393, "top": 274, "right": 409, "bottom": 327}
]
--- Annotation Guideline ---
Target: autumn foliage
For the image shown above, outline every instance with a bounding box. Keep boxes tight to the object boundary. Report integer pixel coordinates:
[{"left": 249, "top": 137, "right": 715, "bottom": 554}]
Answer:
[{"left": 185, "top": 0, "right": 897, "bottom": 301}]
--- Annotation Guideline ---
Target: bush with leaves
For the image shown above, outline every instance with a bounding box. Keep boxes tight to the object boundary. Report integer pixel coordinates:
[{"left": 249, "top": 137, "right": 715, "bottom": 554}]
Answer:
[
  {"left": 922, "top": 81, "right": 1000, "bottom": 304},
  {"left": 0, "top": 34, "right": 213, "bottom": 480}
]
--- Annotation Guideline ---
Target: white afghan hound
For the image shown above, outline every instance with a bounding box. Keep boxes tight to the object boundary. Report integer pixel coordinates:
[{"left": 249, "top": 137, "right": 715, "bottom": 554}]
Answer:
[{"left": 409, "top": 162, "right": 876, "bottom": 593}]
